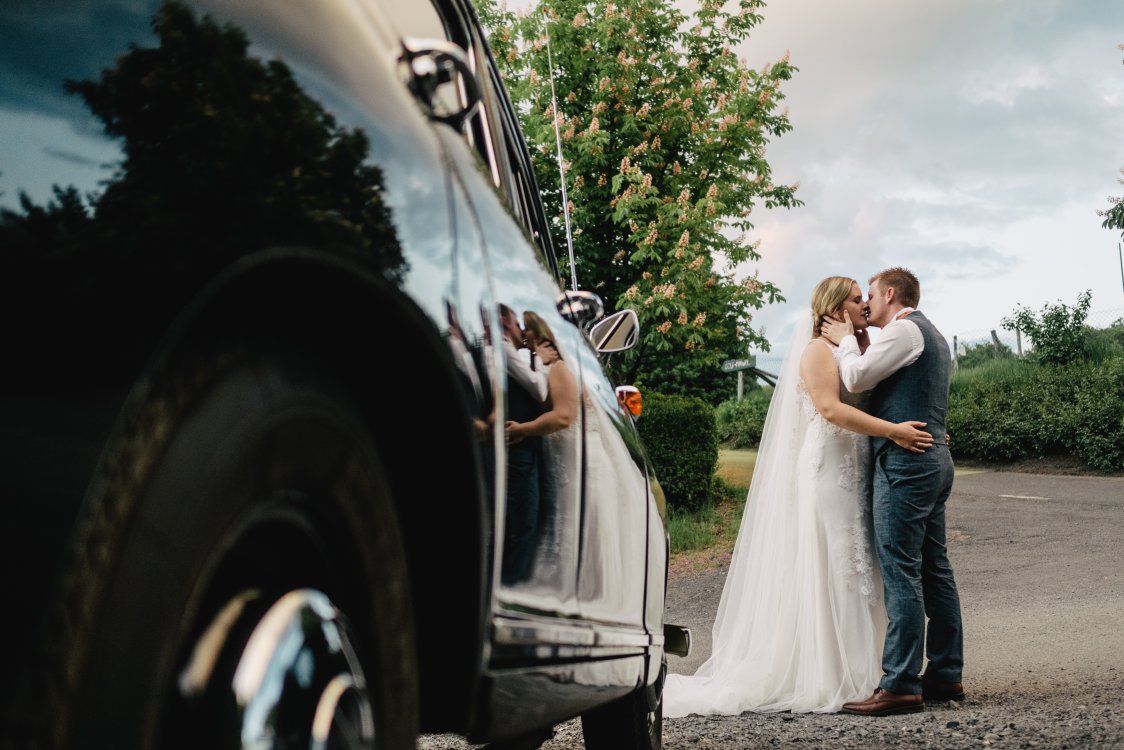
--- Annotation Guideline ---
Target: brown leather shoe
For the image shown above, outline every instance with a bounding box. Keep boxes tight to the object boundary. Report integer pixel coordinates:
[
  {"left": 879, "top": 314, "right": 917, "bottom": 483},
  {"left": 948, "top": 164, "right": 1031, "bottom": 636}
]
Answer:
[
  {"left": 841, "top": 688, "right": 924, "bottom": 716},
  {"left": 921, "top": 675, "right": 965, "bottom": 702}
]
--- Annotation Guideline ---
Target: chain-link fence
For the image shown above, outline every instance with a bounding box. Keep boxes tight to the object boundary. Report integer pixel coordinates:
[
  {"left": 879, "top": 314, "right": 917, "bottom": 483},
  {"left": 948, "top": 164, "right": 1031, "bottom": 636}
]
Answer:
[{"left": 950, "top": 306, "right": 1124, "bottom": 359}]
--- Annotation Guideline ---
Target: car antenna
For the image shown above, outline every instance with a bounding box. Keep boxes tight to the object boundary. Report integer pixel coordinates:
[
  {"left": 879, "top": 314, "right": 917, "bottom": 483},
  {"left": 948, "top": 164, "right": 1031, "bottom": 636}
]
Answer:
[{"left": 543, "top": 10, "right": 579, "bottom": 293}]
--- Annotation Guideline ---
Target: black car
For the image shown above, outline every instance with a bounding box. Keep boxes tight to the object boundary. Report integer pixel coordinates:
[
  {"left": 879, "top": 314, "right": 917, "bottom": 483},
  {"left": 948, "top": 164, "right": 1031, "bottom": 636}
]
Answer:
[{"left": 0, "top": 1, "right": 689, "bottom": 749}]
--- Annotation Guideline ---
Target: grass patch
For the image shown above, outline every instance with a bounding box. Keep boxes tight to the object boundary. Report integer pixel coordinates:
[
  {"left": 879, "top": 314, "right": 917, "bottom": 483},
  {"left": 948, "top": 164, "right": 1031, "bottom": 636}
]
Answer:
[
  {"left": 666, "top": 503, "right": 721, "bottom": 554},
  {"left": 667, "top": 449, "right": 755, "bottom": 559},
  {"left": 716, "top": 447, "right": 757, "bottom": 487}
]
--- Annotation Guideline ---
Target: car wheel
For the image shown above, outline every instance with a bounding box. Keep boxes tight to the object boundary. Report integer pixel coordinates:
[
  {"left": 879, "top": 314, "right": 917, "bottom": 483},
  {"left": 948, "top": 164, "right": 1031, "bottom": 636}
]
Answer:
[
  {"left": 580, "top": 657, "right": 666, "bottom": 750},
  {"left": 38, "top": 347, "right": 418, "bottom": 750}
]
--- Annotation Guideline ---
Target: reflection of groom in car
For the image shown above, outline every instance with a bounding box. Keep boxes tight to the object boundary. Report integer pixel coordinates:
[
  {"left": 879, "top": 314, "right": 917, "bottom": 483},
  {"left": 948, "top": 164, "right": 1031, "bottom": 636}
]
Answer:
[
  {"left": 498, "top": 304, "right": 548, "bottom": 585},
  {"left": 822, "top": 267, "right": 965, "bottom": 717}
]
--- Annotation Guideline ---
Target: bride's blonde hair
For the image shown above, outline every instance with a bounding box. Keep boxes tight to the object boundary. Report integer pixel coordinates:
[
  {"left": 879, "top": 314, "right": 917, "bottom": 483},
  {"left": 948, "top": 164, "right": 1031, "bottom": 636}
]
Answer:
[{"left": 810, "top": 276, "right": 858, "bottom": 335}]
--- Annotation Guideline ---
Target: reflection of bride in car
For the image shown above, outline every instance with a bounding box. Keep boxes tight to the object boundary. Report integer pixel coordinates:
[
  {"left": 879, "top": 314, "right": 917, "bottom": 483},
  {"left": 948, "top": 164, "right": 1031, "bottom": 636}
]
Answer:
[
  {"left": 504, "top": 311, "right": 578, "bottom": 455},
  {"left": 504, "top": 311, "right": 580, "bottom": 586},
  {"left": 506, "top": 312, "right": 646, "bottom": 619}
]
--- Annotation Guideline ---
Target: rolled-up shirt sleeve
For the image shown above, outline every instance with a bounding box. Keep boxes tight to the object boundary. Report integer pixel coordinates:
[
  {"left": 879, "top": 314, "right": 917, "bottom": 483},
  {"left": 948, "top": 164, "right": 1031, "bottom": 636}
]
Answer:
[{"left": 835, "top": 319, "right": 924, "bottom": 393}]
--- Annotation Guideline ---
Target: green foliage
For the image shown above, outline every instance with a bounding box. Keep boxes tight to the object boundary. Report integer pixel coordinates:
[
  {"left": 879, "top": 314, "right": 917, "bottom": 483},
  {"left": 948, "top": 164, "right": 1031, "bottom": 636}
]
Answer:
[
  {"left": 1001, "top": 290, "right": 1092, "bottom": 366},
  {"left": 710, "top": 474, "right": 747, "bottom": 528},
  {"left": 666, "top": 475, "right": 746, "bottom": 554},
  {"left": 949, "top": 357, "right": 1124, "bottom": 472},
  {"left": 477, "top": 0, "right": 800, "bottom": 396},
  {"left": 1102, "top": 180, "right": 1124, "bottom": 238},
  {"left": 714, "top": 387, "right": 772, "bottom": 448},
  {"left": 636, "top": 392, "right": 719, "bottom": 512},
  {"left": 1085, "top": 320, "right": 1124, "bottom": 363},
  {"left": 1070, "top": 358, "right": 1124, "bottom": 471},
  {"left": 666, "top": 503, "right": 720, "bottom": 554},
  {"left": 955, "top": 339, "right": 1015, "bottom": 370},
  {"left": 949, "top": 360, "right": 1059, "bottom": 462}
]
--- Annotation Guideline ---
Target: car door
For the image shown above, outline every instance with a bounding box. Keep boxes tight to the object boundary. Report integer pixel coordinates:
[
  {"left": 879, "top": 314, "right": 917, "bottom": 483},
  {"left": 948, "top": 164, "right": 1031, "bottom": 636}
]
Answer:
[
  {"left": 371, "top": 0, "right": 585, "bottom": 624},
  {"left": 448, "top": 4, "right": 660, "bottom": 638}
]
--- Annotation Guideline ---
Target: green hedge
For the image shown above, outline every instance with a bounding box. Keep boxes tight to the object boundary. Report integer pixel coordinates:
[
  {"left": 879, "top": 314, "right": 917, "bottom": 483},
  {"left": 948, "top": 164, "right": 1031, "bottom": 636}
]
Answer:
[
  {"left": 714, "top": 387, "right": 773, "bottom": 449},
  {"left": 949, "top": 357, "right": 1124, "bottom": 472},
  {"left": 636, "top": 392, "right": 719, "bottom": 512}
]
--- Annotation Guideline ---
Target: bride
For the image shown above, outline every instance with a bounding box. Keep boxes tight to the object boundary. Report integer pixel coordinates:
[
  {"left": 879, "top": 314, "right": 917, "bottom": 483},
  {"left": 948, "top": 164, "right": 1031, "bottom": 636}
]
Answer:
[{"left": 663, "top": 276, "right": 935, "bottom": 716}]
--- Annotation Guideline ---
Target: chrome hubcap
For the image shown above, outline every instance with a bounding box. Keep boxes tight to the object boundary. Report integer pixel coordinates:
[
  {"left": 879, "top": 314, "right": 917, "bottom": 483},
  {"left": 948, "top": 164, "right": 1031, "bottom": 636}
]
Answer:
[{"left": 178, "top": 589, "right": 375, "bottom": 749}]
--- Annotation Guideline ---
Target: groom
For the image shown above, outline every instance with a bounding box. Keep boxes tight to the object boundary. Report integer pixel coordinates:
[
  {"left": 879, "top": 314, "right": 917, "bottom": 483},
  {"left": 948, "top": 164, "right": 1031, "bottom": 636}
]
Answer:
[{"left": 822, "top": 267, "right": 965, "bottom": 716}]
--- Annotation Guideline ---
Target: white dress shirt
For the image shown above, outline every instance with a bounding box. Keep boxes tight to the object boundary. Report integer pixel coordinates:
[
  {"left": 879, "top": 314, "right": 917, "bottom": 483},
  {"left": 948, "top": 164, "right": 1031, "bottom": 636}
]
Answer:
[
  {"left": 504, "top": 338, "right": 549, "bottom": 402},
  {"left": 836, "top": 308, "right": 925, "bottom": 393}
]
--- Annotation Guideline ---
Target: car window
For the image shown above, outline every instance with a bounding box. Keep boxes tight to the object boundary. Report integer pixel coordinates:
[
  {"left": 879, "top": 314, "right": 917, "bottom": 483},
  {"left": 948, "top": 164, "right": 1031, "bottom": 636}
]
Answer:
[
  {"left": 466, "top": 26, "right": 560, "bottom": 278},
  {"left": 380, "top": 0, "right": 558, "bottom": 279}
]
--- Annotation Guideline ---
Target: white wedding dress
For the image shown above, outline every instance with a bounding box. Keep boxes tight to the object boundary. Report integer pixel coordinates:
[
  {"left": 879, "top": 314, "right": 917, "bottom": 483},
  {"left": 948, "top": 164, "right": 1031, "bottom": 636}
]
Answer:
[{"left": 664, "top": 332, "right": 887, "bottom": 717}]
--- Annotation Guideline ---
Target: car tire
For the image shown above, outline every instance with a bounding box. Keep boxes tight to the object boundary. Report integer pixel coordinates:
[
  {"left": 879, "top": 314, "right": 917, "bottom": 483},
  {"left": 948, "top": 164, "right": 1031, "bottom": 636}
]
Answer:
[
  {"left": 38, "top": 346, "right": 418, "bottom": 750},
  {"left": 580, "top": 657, "right": 666, "bottom": 750}
]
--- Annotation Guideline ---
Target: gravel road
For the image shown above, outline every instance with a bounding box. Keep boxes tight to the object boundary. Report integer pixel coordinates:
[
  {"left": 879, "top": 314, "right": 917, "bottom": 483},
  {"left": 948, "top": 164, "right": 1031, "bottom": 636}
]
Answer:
[{"left": 420, "top": 469, "right": 1124, "bottom": 749}]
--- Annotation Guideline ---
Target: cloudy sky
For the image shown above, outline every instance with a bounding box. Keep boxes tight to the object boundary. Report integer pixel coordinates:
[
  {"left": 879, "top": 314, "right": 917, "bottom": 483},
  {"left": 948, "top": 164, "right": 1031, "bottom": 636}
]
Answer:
[{"left": 728, "top": 0, "right": 1124, "bottom": 369}]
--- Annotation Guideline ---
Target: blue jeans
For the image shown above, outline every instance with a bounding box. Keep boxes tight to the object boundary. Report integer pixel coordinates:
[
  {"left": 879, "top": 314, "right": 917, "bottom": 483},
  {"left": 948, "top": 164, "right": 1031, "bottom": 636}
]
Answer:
[{"left": 873, "top": 444, "right": 963, "bottom": 694}]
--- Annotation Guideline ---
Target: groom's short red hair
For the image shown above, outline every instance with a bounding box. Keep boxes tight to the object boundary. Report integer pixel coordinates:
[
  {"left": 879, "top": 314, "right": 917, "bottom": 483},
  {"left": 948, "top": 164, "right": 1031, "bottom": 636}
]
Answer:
[{"left": 871, "top": 267, "right": 920, "bottom": 308}]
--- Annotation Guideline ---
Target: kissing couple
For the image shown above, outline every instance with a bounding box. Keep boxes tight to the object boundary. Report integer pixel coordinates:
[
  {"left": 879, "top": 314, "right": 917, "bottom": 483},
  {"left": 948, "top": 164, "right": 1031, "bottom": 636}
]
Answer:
[{"left": 664, "top": 267, "right": 965, "bottom": 717}]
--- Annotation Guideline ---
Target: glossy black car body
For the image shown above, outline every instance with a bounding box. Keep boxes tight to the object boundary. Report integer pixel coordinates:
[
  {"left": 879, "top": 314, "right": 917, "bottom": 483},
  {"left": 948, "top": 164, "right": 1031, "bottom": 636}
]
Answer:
[{"left": 0, "top": 1, "right": 683, "bottom": 748}]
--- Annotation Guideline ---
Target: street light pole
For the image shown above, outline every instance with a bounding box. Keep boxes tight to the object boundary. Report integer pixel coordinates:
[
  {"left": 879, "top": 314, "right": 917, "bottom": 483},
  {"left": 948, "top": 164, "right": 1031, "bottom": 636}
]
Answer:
[{"left": 1119, "top": 242, "right": 1124, "bottom": 299}]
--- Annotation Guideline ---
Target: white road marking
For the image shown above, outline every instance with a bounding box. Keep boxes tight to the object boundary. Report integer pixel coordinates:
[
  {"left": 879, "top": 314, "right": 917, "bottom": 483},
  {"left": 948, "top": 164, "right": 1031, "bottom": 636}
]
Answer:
[{"left": 998, "top": 494, "right": 1049, "bottom": 500}]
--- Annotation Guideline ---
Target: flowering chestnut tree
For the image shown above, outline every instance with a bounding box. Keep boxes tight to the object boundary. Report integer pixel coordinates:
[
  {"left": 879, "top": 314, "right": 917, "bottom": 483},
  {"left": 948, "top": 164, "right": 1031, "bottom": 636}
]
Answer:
[{"left": 478, "top": 0, "right": 800, "bottom": 400}]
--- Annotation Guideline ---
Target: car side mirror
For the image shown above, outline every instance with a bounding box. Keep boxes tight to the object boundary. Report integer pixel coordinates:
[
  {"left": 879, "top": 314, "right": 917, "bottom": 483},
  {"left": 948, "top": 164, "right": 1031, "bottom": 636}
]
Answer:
[
  {"left": 590, "top": 309, "right": 639, "bottom": 353},
  {"left": 400, "top": 37, "right": 480, "bottom": 131},
  {"left": 557, "top": 289, "right": 604, "bottom": 329}
]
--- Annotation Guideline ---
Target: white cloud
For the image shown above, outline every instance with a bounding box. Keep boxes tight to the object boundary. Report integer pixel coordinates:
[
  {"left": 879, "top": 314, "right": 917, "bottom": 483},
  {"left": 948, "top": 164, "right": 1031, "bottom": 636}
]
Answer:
[
  {"left": 962, "top": 64, "right": 1052, "bottom": 108},
  {"left": 731, "top": 0, "right": 1124, "bottom": 361}
]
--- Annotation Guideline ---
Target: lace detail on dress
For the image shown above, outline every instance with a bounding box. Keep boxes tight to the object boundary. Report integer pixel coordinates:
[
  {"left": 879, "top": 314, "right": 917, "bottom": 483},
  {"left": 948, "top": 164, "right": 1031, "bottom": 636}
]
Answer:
[
  {"left": 848, "top": 515, "right": 877, "bottom": 598},
  {"left": 837, "top": 452, "right": 859, "bottom": 493},
  {"left": 795, "top": 342, "right": 878, "bottom": 602},
  {"left": 794, "top": 378, "right": 848, "bottom": 438}
]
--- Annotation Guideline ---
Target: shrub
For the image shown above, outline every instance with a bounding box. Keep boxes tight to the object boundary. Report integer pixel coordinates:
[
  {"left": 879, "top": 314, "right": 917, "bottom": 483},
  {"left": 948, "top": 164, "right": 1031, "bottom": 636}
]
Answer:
[
  {"left": 955, "top": 339, "right": 1015, "bottom": 370},
  {"left": 1001, "top": 290, "right": 1092, "bottom": 365},
  {"left": 1070, "top": 358, "right": 1124, "bottom": 472},
  {"left": 948, "top": 361, "right": 1039, "bottom": 462},
  {"left": 636, "top": 392, "right": 719, "bottom": 512},
  {"left": 949, "top": 357, "right": 1124, "bottom": 472},
  {"left": 714, "top": 387, "right": 773, "bottom": 448},
  {"left": 1085, "top": 320, "right": 1124, "bottom": 363}
]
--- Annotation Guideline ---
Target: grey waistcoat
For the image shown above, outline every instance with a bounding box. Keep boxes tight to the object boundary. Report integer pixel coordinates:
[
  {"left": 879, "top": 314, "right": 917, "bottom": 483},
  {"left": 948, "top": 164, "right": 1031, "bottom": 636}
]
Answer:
[{"left": 869, "top": 311, "right": 951, "bottom": 455}]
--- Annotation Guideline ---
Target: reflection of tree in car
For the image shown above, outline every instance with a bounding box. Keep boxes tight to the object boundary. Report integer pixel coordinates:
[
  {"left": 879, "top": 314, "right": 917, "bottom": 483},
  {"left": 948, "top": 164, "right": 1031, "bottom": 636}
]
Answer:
[{"left": 0, "top": 0, "right": 402, "bottom": 375}]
